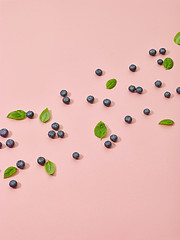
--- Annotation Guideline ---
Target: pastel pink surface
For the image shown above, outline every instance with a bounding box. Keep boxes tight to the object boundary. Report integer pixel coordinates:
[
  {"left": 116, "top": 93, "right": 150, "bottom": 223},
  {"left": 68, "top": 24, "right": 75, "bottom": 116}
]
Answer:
[{"left": 0, "top": 0, "right": 180, "bottom": 239}]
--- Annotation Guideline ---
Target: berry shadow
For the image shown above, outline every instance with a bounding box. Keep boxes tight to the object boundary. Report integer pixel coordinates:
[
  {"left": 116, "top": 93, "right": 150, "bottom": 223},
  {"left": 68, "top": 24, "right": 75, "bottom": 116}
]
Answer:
[
  {"left": 16, "top": 182, "right": 22, "bottom": 189},
  {"left": 32, "top": 113, "right": 38, "bottom": 119},
  {"left": 131, "top": 118, "right": 136, "bottom": 124},
  {"left": 24, "top": 163, "right": 30, "bottom": 170}
]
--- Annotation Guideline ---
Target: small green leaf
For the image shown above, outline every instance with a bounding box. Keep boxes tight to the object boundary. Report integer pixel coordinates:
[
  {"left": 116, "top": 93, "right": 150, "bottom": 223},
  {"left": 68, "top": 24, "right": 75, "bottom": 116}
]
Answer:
[
  {"left": 45, "top": 161, "right": 55, "bottom": 175},
  {"left": 4, "top": 167, "right": 17, "bottom": 178},
  {"left": 94, "top": 121, "right": 107, "bottom": 139},
  {"left": 163, "top": 58, "right": 174, "bottom": 70},
  {"left": 106, "top": 79, "right": 117, "bottom": 89},
  {"left": 7, "top": 110, "right": 26, "bottom": 120},
  {"left": 39, "top": 108, "right": 50, "bottom": 123},
  {"left": 174, "top": 32, "right": 180, "bottom": 45},
  {"left": 159, "top": 119, "right": 174, "bottom": 125}
]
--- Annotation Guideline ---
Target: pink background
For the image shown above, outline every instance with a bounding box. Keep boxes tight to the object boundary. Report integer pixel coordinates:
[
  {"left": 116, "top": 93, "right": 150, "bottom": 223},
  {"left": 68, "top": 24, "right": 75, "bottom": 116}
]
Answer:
[{"left": 0, "top": 0, "right": 180, "bottom": 239}]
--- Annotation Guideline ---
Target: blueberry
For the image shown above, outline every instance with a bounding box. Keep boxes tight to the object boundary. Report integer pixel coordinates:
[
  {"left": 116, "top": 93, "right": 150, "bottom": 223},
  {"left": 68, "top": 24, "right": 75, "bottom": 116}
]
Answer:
[
  {"left": 104, "top": 141, "right": 112, "bottom": 148},
  {"left": 95, "top": 69, "right": 103, "bottom": 76},
  {"left": 103, "top": 99, "right": 111, "bottom": 107},
  {"left": 155, "top": 80, "right": 162, "bottom": 88},
  {"left": 129, "top": 64, "right": 136, "bottom": 72},
  {"left": 110, "top": 134, "right": 118, "bottom": 142},
  {"left": 164, "top": 91, "right": 171, "bottom": 98},
  {"left": 157, "top": 59, "right": 163, "bottom": 65},
  {"left": 72, "top": 152, "right": 80, "bottom": 159},
  {"left": 16, "top": 160, "right": 25, "bottom": 169},
  {"left": 128, "top": 85, "right": 136, "bottom": 92},
  {"left": 26, "top": 111, "right": 34, "bottom": 118},
  {"left": 0, "top": 128, "right": 8, "bottom": 137},
  {"left": 48, "top": 130, "right": 56, "bottom": 138},
  {"left": 60, "top": 90, "right": 67, "bottom": 97},
  {"left": 176, "top": 87, "right": 180, "bottom": 94},
  {"left": 6, "top": 139, "right": 15, "bottom": 148},
  {"left": 124, "top": 115, "right": 132, "bottom": 123},
  {"left": 136, "top": 87, "right": 143, "bottom": 94},
  {"left": 51, "top": 122, "right": 59, "bottom": 130},
  {"left": 37, "top": 157, "right": 46, "bottom": 166},
  {"left": 9, "top": 180, "right": 17, "bottom": 188},
  {"left": 57, "top": 130, "right": 64, "bottom": 138},
  {"left": 0, "top": 142, "right": 2, "bottom": 148},
  {"left": 87, "top": 95, "right": 94, "bottom": 103},
  {"left": 63, "top": 97, "right": 70, "bottom": 104},
  {"left": 143, "top": 108, "right": 150, "bottom": 115},
  {"left": 149, "top": 49, "right": 156, "bottom": 56},
  {"left": 159, "top": 48, "right": 166, "bottom": 55}
]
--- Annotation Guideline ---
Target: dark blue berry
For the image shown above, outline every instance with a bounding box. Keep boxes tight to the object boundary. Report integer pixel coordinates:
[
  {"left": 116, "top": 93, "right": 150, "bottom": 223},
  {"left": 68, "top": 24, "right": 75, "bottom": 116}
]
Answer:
[
  {"left": 57, "top": 130, "right": 64, "bottom": 138},
  {"left": 95, "top": 69, "right": 103, "bottom": 76},
  {"left": 87, "top": 95, "right": 94, "bottom": 103},
  {"left": 136, "top": 87, "right": 143, "bottom": 94},
  {"left": 0, "top": 142, "right": 2, "bottom": 148},
  {"left": 60, "top": 90, "right": 67, "bottom": 97},
  {"left": 26, "top": 111, "right": 34, "bottom": 118},
  {"left": 6, "top": 139, "right": 15, "bottom": 148},
  {"left": 0, "top": 128, "right": 8, "bottom": 137},
  {"left": 143, "top": 108, "right": 150, "bottom": 115},
  {"left": 37, "top": 157, "right": 46, "bottom": 166},
  {"left": 155, "top": 80, "right": 162, "bottom": 88},
  {"left": 159, "top": 48, "right": 166, "bottom": 55},
  {"left": 51, "top": 122, "right": 59, "bottom": 130},
  {"left": 16, "top": 160, "right": 25, "bottom": 169},
  {"left": 157, "top": 59, "right": 163, "bottom": 65},
  {"left": 63, "top": 97, "right": 70, "bottom": 104},
  {"left": 103, "top": 99, "right": 111, "bottom": 107},
  {"left": 48, "top": 130, "right": 56, "bottom": 138},
  {"left": 149, "top": 49, "right": 156, "bottom": 56},
  {"left": 72, "top": 152, "right": 80, "bottom": 159},
  {"left": 176, "top": 87, "right": 180, "bottom": 94},
  {"left": 104, "top": 141, "right": 112, "bottom": 148},
  {"left": 110, "top": 134, "right": 118, "bottom": 142},
  {"left": 164, "top": 91, "right": 171, "bottom": 98},
  {"left": 129, "top": 64, "right": 136, "bottom": 72},
  {"left": 9, "top": 180, "right": 17, "bottom": 188},
  {"left": 124, "top": 115, "right": 132, "bottom": 123},
  {"left": 128, "top": 85, "right": 136, "bottom": 92}
]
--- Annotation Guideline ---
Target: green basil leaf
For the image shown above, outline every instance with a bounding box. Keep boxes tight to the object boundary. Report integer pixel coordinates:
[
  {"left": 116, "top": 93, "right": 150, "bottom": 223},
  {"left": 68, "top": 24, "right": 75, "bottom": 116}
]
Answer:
[
  {"left": 4, "top": 167, "right": 17, "bottom": 178},
  {"left": 94, "top": 121, "right": 107, "bottom": 139},
  {"left": 159, "top": 119, "right": 174, "bottom": 125},
  {"left": 39, "top": 108, "right": 50, "bottom": 123},
  {"left": 45, "top": 161, "right": 55, "bottom": 175},
  {"left": 7, "top": 110, "right": 26, "bottom": 120},
  {"left": 106, "top": 79, "right": 117, "bottom": 89},
  {"left": 163, "top": 58, "right": 174, "bottom": 70},
  {"left": 174, "top": 32, "right": 180, "bottom": 45}
]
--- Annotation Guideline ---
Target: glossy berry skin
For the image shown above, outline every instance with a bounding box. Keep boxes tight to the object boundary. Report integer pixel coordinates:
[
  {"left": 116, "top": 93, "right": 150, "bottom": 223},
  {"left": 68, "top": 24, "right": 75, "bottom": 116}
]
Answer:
[
  {"left": 16, "top": 160, "right": 25, "bottom": 169},
  {"left": 9, "top": 180, "right": 17, "bottom": 188},
  {"left": 176, "top": 87, "right": 180, "bottom": 94},
  {"left": 57, "top": 130, "right": 64, "bottom": 138},
  {"left": 87, "top": 95, "right": 94, "bottom": 103},
  {"left": 103, "top": 99, "right": 111, "bottom": 107},
  {"left": 26, "top": 111, "right": 34, "bottom": 118},
  {"left": 157, "top": 59, "right": 163, "bottom": 65},
  {"left": 0, "top": 128, "right": 8, "bottom": 137},
  {"left": 129, "top": 64, "right": 136, "bottom": 72},
  {"left": 6, "top": 139, "right": 15, "bottom": 148},
  {"left": 104, "top": 141, "right": 112, "bottom": 148},
  {"left": 95, "top": 69, "right": 103, "bottom": 76},
  {"left": 128, "top": 85, "right": 136, "bottom": 92},
  {"left": 110, "top": 134, "right": 118, "bottom": 142},
  {"left": 60, "top": 90, "right": 67, "bottom": 97},
  {"left": 155, "top": 80, "right": 162, "bottom": 88},
  {"left": 37, "top": 157, "right": 46, "bottom": 166},
  {"left": 159, "top": 48, "right": 166, "bottom": 55},
  {"left": 136, "top": 87, "right": 143, "bottom": 94},
  {"left": 143, "top": 108, "right": 150, "bottom": 115},
  {"left": 51, "top": 122, "right": 59, "bottom": 130},
  {"left": 63, "top": 97, "right": 70, "bottom": 104},
  {"left": 48, "top": 130, "right": 56, "bottom": 138},
  {"left": 124, "top": 115, "right": 132, "bottom": 123},
  {"left": 149, "top": 49, "right": 156, "bottom": 56},
  {"left": 0, "top": 142, "right": 2, "bottom": 148},
  {"left": 72, "top": 152, "right": 80, "bottom": 159},
  {"left": 164, "top": 91, "right": 171, "bottom": 98}
]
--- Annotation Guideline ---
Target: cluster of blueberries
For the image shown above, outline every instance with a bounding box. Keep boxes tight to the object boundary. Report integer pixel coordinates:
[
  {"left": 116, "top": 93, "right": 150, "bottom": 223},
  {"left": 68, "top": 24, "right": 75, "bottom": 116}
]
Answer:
[
  {"left": 9, "top": 160, "right": 26, "bottom": 188},
  {"left": 48, "top": 122, "right": 65, "bottom": 139},
  {"left": 104, "top": 134, "right": 118, "bottom": 148},
  {"left": 60, "top": 90, "right": 71, "bottom": 104},
  {"left": 149, "top": 47, "right": 166, "bottom": 65},
  {"left": 0, "top": 128, "right": 15, "bottom": 148}
]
